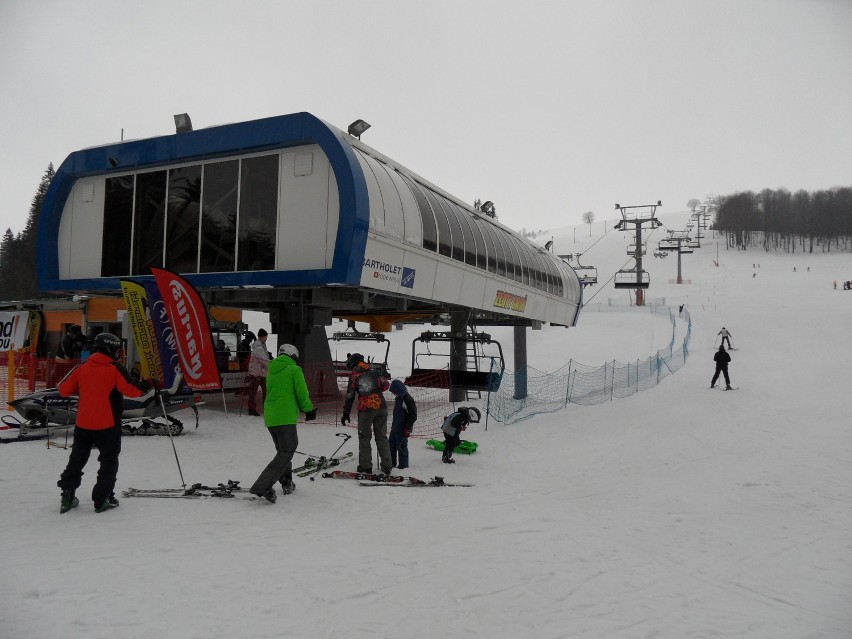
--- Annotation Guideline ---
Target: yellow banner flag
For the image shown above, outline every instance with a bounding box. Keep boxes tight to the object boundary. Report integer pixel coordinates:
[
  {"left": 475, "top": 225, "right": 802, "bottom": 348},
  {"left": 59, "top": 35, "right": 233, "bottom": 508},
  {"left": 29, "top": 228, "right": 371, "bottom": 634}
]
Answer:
[{"left": 120, "top": 279, "right": 164, "bottom": 381}]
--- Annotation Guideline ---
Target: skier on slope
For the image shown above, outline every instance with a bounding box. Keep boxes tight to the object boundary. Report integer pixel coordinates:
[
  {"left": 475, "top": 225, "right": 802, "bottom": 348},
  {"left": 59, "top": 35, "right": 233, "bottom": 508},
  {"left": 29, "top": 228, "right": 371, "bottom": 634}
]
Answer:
[
  {"left": 717, "top": 327, "right": 733, "bottom": 349},
  {"left": 710, "top": 344, "right": 733, "bottom": 390}
]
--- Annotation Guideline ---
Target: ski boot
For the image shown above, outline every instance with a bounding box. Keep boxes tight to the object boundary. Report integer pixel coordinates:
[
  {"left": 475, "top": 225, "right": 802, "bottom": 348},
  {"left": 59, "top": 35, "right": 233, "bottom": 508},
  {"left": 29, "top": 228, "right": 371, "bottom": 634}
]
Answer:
[
  {"left": 442, "top": 452, "right": 455, "bottom": 464},
  {"left": 94, "top": 494, "right": 120, "bottom": 513},
  {"left": 60, "top": 490, "right": 79, "bottom": 514},
  {"left": 281, "top": 476, "right": 296, "bottom": 495}
]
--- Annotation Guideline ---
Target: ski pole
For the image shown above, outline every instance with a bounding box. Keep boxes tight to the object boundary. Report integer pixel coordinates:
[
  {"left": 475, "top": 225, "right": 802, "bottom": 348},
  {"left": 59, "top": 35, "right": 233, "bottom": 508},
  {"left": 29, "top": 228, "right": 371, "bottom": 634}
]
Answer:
[
  {"left": 308, "top": 432, "right": 352, "bottom": 481},
  {"left": 157, "top": 388, "right": 186, "bottom": 488}
]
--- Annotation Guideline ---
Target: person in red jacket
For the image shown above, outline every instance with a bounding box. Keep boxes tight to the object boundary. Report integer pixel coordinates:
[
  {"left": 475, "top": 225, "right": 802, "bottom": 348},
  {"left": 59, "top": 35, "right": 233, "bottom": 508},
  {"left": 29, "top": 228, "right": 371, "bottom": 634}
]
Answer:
[{"left": 56, "top": 333, "right": 153, "bottom": 513}]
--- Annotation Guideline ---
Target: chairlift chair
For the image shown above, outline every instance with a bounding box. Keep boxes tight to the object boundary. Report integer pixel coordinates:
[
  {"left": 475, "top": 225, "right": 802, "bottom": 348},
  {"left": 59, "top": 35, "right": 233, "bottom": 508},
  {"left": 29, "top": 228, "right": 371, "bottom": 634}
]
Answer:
[
  {"left": 327, "top": 330, "right": 391, "bottom": 378},
  {"left": 572, "top": 255, "right": 598, "bottom": 286},
  {"left": 404, "top": 330, "right": 505, "bottom": 392},
  {"left": 614, "top": 269, "right": 650, "bottom": 289}
]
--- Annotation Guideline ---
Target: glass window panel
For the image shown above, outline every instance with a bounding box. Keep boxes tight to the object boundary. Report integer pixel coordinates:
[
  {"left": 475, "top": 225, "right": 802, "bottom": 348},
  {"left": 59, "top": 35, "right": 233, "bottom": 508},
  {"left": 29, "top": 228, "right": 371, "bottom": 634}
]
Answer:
[
  {"left": 354, "top": 152, "right": 385, "bottom": 233},
  {"left": 491, "top": 226, "right": 511, "bottom": 278},
  {"left": 468, "top": 214, "right": 488, "bottom": 270},
  {"left": 543, "top": 255, "right": 562, "bottom": 295},
  {"left": 101, "top": 175, "right": 134, "bottom": 277},
  {"left": 500, "top": 231, "right": 523, "bottom": 282},
  {"left": 532, "top": 251, "right": 548, "bottom": 291},
  {"left": 399, "top": 174, "right": 437, "bottom": 252},
  {"left": 480, "top": 221, "right": 505, "bottom": 276},
  {"left": 420, "top": 187, "right": 452, "bottom": 258},
  {"left": 237, "top": 154, "right": 279, "bottom": 271},
  {"left": 435, "top": 195, "right": 465, "bottom": 262},
  {"left": 473, "top": 218, "right": 497, "bottom": 273},
  {"left": 165, "top": 165, "right": 201, "bottom": 273},
  {"left": 507, "top": 235, "right": 530, "bottom": 285},
  {"left": 386, "top": 168, "right": 422, "bottom": 246},
  {"left": 448, "top": 202, "right": 477, "bottom": 266},
  {"left": 200, "top": 160, "right": 238, "bottom": 273},
  {"left": 132, "top": 170, "right": 167, "bottom": 275}
]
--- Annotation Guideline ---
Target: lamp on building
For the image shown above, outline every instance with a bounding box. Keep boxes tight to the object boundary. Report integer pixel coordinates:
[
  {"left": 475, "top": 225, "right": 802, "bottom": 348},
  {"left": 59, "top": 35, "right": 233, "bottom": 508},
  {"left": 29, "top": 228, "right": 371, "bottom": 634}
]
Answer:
[
  {"left": 347, "top": 119, "right": 371, "bottom": 139},
  {"left": 108, "top": 157, "right": 119, "bottom": 168},
  {"left": 174, "top": 113, "right": 193, "bottom": 133}
]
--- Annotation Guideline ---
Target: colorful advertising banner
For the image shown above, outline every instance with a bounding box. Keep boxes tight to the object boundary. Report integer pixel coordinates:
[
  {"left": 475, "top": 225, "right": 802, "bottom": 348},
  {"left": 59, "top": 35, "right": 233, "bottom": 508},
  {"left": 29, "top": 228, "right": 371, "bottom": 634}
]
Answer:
[
  {"left": 120, "top": 280, "right": 164, "bottom": 381},
  {"left": 143, "top": 280, "right": 180, "bottom": 390},
  {"left": 0, "top": 312, "right": 29, "bottom": 352},
  {"left": 150, "top": 268, "right": 221, "bottom": 391}
]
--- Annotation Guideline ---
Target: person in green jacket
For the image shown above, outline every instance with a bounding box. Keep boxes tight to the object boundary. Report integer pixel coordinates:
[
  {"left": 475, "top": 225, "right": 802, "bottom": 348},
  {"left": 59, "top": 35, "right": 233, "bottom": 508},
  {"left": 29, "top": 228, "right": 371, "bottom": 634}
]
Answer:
[{"left": 249, "top": 344, "right": 316, "bottom": 503}]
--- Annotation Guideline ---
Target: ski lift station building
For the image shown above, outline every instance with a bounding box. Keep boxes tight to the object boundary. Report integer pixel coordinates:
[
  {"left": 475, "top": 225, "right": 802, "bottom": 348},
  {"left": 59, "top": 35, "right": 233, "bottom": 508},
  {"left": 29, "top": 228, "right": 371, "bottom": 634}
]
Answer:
[{"left": 38, "top": 111, "right": 583, "bottom": 370}]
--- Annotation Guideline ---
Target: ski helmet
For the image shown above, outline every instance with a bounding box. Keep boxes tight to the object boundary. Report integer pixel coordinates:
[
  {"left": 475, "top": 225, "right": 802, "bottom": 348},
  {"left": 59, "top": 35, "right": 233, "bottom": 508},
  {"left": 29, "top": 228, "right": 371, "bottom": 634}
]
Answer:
[
  {"left": 278, "top": 343, "right": 299, "bottom": 359},
  {"left": 345, "top": 353, "right": 365, "bottom": 370},
  {"left": 94, "top": 332, "right": 123, "bottom": 360}
]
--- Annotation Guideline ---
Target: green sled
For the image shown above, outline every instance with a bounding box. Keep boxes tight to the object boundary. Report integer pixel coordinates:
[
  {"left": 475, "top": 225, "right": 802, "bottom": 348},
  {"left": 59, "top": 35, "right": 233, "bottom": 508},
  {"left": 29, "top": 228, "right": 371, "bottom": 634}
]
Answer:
[{"left": 426, "top": 439, "right": 478, "bottom": 455}]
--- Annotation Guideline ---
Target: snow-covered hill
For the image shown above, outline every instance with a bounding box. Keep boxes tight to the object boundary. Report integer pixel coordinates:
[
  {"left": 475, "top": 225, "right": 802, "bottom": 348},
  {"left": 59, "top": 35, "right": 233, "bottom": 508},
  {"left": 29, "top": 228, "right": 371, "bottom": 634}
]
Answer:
[{"left": 3, "top": 214, "right": 852, "bottom": 638}]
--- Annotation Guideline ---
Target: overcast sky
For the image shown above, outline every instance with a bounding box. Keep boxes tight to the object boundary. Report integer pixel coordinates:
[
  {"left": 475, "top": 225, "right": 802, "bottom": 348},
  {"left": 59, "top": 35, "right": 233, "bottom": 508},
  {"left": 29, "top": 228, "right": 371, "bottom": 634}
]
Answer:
[{"left": 1, "top": 0, "right": 850, "bottom": 237}]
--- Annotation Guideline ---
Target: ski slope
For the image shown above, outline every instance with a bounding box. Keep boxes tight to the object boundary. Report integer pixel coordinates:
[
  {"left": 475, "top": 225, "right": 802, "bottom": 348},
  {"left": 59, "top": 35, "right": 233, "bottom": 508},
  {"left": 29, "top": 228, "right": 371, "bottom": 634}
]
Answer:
[{"left": 2, "top": 214, "right": 851, "bottom": 638}]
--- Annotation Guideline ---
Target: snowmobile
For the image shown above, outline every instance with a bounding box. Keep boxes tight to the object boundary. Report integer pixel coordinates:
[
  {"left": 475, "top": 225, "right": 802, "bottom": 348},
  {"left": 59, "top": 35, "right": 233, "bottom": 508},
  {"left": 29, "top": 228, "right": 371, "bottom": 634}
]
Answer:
[{"left": 1, "top": 374, "right": 203, "bottom": 442}]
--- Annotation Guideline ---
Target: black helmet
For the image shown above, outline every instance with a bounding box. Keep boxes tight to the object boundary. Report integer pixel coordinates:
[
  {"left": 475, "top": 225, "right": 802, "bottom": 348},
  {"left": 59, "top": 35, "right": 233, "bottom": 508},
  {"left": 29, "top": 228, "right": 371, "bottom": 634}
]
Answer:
[
  {"left": 94, "top": 332, "right": 123, "bottom": 360},
  {"left": 345, "top": 353, "right": 365, "bottom": 370},
  {"left": 243, "top": 331, "right": 256, "bottom": 343}
]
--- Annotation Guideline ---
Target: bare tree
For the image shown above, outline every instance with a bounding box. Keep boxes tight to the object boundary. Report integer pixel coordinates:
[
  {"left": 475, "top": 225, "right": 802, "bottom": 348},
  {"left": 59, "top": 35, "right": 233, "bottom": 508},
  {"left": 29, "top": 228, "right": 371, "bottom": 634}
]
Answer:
[
  {"left": 582, "top": 210, "right": 594, "bottom": 235},
  {"left": 687, "top": 198, "right": 700, "bottom": 213}
]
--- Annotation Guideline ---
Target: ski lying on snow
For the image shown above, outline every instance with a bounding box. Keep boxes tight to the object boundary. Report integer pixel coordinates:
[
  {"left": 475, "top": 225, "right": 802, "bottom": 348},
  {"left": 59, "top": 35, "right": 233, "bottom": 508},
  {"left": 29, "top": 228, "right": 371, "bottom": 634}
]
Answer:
[
  {"left": 122, "top": 485, "right": 266, "bottom": 501},
  {"left": 292, "top": 451, "right": 353, "bottom": 475},
  {"left": 358, "top": 476, "right": 473, "bottom": 488},
  {"left": 321, "top": 470, "right": 406, "bottom": 483},
  {"left": 124, "top": 480, "right": 245, "bottom": 494}
]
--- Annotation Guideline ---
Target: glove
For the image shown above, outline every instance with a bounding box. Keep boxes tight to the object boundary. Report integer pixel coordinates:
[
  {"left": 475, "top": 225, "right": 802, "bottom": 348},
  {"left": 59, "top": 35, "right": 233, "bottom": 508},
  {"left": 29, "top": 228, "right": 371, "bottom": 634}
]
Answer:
[
  {"left": 341, "top": 413, "right": 350, "bottom": 426},
  {"left": 304, "top": 410, "right": 317, "bottom": 422},
  {"left": 403, "top": 426, "right": 412, "bottom": 438}
]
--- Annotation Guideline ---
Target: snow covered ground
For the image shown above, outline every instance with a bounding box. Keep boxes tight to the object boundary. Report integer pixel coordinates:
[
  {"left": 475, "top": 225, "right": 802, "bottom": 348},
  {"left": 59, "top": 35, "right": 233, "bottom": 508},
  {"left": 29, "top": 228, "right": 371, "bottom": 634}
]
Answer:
[{"left": 3, "top": 215, "right": 852, "bottom": 638}]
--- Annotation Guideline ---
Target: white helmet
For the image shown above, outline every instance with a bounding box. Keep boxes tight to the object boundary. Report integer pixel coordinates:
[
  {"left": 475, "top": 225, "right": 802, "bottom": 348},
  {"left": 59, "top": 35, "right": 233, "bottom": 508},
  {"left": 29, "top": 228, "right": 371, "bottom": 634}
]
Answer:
[{"left": 278, "top": 344, "right": 299, "bottom": 358}]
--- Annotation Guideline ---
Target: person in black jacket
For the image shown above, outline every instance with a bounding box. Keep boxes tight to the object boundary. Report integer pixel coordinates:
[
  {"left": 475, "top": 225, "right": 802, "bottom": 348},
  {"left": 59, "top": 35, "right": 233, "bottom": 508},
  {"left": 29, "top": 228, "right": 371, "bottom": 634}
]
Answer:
[
  {"left": 388, "top": 379, "right": 417, "bottom": 470},
  {"left": 711, "top": 344, "right": 732, "bottom": 389}
]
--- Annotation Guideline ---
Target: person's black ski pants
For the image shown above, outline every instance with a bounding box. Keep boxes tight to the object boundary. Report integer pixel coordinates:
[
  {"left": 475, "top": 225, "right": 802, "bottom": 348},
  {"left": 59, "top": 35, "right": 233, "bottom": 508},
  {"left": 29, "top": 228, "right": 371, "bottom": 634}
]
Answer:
[
  {"left": 58, "top": 425, "right": 122, "bottom": 505},
  {"left": 250, "top": 425, "right": 298, "bottom": 495},
  {"left": 711, "top": 365, "right": 731, "bottom": 387}
]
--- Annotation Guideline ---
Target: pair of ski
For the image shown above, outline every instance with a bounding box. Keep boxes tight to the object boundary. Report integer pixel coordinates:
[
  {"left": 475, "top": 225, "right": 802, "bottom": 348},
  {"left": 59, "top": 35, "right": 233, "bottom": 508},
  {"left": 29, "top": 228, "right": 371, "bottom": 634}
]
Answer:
[
  {"left": 122, "top": 480, "right": 260, "bottom": 500},
  {"left": 322, "top": 470, "right": 472, "bottom": 488}
]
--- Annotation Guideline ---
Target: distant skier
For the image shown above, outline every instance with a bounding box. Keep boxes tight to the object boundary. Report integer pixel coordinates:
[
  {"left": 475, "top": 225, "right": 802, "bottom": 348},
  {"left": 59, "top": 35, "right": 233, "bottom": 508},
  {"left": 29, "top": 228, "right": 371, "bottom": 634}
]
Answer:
[
  {"left": 717, "top": 327, "right": 733, "bottom": 349},
  {"left": 711, "top": 344, "right": 732, "bottom": 390}
]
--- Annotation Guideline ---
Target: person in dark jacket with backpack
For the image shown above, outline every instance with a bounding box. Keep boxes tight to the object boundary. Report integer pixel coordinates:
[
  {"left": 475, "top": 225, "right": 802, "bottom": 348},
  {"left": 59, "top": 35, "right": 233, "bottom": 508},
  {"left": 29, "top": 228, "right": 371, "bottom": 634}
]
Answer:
[
  {"left": 341, "top": 353, "right": 392, "bottom": 475},
  {"left": 56, "top": 333, "right": 155, "bottom": 513},
  {"left": 388, "top": 379, "right": 417, "bottom": 470},
  {"left": 711, "top": 344, "right": 732, "bottom": 390}
]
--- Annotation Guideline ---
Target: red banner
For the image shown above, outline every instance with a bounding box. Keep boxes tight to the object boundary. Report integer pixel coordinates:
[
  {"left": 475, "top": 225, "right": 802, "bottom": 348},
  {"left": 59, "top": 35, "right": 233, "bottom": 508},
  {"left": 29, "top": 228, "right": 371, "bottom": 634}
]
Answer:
[{"left": 150, "top": 268, "right": 221, "bottom": 391}]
